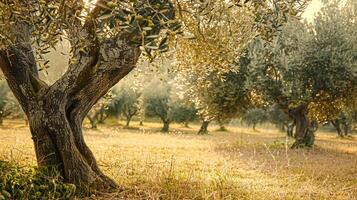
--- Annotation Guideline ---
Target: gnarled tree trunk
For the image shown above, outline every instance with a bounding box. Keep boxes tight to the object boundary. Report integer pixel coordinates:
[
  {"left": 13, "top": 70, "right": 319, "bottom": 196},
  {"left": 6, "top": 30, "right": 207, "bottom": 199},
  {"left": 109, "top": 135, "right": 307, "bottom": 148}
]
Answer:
[
  {"left": 1, "top": 0, "right": 177, "bottom": 195},
  {"left": 0, "top": 14, "right": 141, "bottom": 194},
  {"left": 289, "top": 105, "right": 315, "bottom": 148},
  {"left": 28, "top": 97, "right": 118, "bottom": 194},
  {"left": 198, "top": 120, "right": 210, "bottom": 135}
]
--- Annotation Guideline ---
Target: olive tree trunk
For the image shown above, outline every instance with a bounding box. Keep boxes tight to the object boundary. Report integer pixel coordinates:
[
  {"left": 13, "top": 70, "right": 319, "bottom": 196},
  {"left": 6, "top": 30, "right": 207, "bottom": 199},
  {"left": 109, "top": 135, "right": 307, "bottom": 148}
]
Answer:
[
  {"left": 124, "top": 108, "right": 137, "bottom": 128},
  {"left": 161, "top": 120, "right": 170, "bottom": 132},
  {"left": 290, "top": 105, "right": 315, "bottom": 148},
  {"left": 331, "top": 120, "right": 343, "bottom": 137},
  {"left": 0, "top": 17, "right": 141, "bottom": 193},
  {"left": 87, "top": 115, "right": 98, "bottom": 129},
  {"left": 198, "top": 120, "right": 210, "bottom": 135}
]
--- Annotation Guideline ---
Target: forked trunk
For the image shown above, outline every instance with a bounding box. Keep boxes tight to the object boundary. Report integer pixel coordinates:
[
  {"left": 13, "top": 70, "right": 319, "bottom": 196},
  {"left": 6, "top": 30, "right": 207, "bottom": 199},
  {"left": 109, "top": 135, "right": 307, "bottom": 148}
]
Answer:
[
  {"left": 28, "top": 97, "right": 117, "bottom": 195},
  {"left": 290, "top": 105, "right": 315, "bottom": 148},
  {"left": 0, "top": 1, "right": 175, "bottom": 195},
  {"left": 198, "top": 121, "right": 210, "bottom": 135},
  {"left": 0, "top": 32, "right": 141, "bottom": 194}
]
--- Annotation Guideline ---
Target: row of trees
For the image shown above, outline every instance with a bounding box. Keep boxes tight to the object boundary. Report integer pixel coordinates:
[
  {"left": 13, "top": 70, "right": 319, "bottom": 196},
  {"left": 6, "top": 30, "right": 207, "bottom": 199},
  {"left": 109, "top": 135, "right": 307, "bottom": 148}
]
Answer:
[
  {"left": 0, "top": 0, "right": 354, "bottom": 194},
  {"left": 172, "top": 0, "right": 357, "bottom": 148}
]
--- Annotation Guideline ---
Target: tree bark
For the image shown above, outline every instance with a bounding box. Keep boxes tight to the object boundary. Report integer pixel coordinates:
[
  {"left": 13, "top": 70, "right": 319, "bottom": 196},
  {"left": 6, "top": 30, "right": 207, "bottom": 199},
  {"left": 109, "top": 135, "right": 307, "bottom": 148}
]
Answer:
[
  {"left": 28, "top": 98, "right": 117, "bottom": 194},
  {"left": 0, "top": 0, "right": 175, "bottom": 195},
  {"left": 290, "top": 105, "right": 315, "bottom": 148},
  {"left": 162, "top": 120, "right": 170, "bottom": 132},
  {"left": 342, "top": 122, "right": 349, "bottom": 136},
  {"left": 125, "top": 116, "right": 132, "bottom": 127},
  {"left": 0, "top": 18, "right": 140, "bottom": 194},
  {"left": 198, "top": 121, "right": 210, "bottom": 135},
  {"left": 331, "top": 120, "right": 343, "bottom": 137}
]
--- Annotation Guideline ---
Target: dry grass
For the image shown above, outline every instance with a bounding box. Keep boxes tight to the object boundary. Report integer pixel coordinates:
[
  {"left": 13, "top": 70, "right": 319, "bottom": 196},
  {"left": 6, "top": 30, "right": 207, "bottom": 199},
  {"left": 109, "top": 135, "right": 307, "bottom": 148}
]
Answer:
[{"left": 0, "top": 120, "right": 356, "bottom": 200}]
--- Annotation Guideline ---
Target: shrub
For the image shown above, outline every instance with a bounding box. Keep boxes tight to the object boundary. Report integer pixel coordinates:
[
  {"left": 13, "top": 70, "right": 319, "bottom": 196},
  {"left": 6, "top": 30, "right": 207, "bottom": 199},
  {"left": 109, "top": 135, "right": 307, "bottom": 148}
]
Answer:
[{"left": 0, "top": 161, "right": 75, "bottom": 200}]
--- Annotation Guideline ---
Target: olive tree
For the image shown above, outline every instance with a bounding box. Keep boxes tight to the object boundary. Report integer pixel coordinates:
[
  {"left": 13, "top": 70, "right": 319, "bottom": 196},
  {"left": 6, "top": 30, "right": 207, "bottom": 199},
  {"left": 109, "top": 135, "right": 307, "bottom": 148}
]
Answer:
[
  {"left": 0, "top": 0, "right": 310, "bottom": 194},
  {"left": 143, "top": 78, "right": 172, "bottom": 132},
  {"left": 241, "top": 108, "right": 268, "bottom": 131},
  {"left": 112, "top": 85, "right": 141, "bottom": 127},
  {"left": 247, "top": 1, "right": 357, "bottom": 148},
  {"left": 0, "top": 0, "right": 176, "bottom": 193},
  {"left": 268, "top": 104, "right": 295, "bottom": 137},
  {"left": 175, "top": 0, "right": 308, "bottom": 134},
  {"left": 330, "top": 112, "right": 350, "bottom": 137},
  {"left": 170, "top": 99, "right": 197, "bottom": 128}
]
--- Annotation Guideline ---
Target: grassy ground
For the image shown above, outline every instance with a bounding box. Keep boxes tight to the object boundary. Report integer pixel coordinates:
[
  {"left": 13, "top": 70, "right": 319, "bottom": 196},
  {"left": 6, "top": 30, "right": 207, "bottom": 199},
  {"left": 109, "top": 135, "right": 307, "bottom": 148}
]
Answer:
[{"left": 0, "top": 120, "right": 356, "bottom": 200}]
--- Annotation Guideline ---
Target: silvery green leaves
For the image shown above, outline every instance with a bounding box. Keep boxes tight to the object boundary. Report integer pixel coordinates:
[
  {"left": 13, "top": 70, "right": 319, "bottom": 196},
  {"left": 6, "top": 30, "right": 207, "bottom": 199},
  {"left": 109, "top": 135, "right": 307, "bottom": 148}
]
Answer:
[
  {"left": 95, "top": 0, "right": 179, "bottom": 59},
  {"left": 233, "top": 0, "right": 311, "bottom": 42}
]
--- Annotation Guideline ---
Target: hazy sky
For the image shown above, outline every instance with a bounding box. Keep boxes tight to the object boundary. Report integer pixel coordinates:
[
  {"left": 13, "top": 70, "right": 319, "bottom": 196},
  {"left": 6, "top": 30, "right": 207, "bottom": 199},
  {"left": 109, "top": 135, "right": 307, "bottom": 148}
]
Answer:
[{"left": 302, "top": 0, "right": 323, "bottom": 22}]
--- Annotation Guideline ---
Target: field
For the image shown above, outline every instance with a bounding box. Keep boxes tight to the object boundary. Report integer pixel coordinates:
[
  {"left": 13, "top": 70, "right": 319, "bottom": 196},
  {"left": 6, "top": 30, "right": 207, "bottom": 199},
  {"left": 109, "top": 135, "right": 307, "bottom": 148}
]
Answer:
[{"left": 0, "top": 120, "right": 356, "bottom": 200}]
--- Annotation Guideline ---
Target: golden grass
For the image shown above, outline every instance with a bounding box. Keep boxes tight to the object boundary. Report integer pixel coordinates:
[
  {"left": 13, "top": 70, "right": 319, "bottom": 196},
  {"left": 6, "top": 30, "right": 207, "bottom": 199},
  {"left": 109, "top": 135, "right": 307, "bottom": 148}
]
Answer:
[{"left": 0, "top": 120, "right": 356, "bottom": 200}]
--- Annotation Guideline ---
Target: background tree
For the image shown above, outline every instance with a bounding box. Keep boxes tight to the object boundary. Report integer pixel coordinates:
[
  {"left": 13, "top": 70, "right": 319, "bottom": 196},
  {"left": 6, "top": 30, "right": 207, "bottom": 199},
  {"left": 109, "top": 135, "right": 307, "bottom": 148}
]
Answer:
[
  {"left": 0, "top": 0, "right": 176, "bottom": 193},
  {"left": 268, "top": 104, "right": 295, "bottom": 137},
  {"left": 0, "top": 0, "right": 311, "bottom": 194},
  {"left": 111, "top": 85, "right": 141, "bottom": 127},
  {"left": 175, "top": 1, "right": 254, "bottom": 135},
  {"left": 241, "top": 108, "right": 268, "bottom": 131},
  {"left": 330, "top": 112, "right": 350, "bottom": 137},
  {"left": 170, "top": 101, "right": 197, "bottom": 128},
  {"left": 174, "top": 0, "right": 308, "bottom": 135},
  {"left": 144, "top": 78, "right": 172, "bottom": 132},
  {"left": 246, "top": 1, "right": 357, "bottom": 148}
]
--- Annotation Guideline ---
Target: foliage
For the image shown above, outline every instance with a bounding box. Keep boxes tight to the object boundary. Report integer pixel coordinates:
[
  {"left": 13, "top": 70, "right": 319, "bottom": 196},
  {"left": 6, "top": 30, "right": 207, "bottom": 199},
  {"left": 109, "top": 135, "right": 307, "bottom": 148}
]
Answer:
[
  {"left": 176, "top": 68, "right": 252, "bottom": 123},
  {"left": 0, "top": 161, "right": 75, "bottom": 200},
  {"left": 241, "top": 108, "right": 268, "bottom": 130},
  {"left": 174, "top": 0, "right": 308, "bottom": 124},
  {"left": 0, "top": 0, "right": 179, "bottom": 61},
  {"left": 170, "top": 101, "right": 197, "bottom": 127},
  {"left": 143, "top": 78, "right": 172, "bottom": 131},
  {"left": 111, "top": 84, "right": 141, "bottom": 127},
  {"left": 267, "top": 104, "right": 293, "bottom": 131},
  {"left": 247, "top": 1, "right": 357, "bottom": 122}
]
